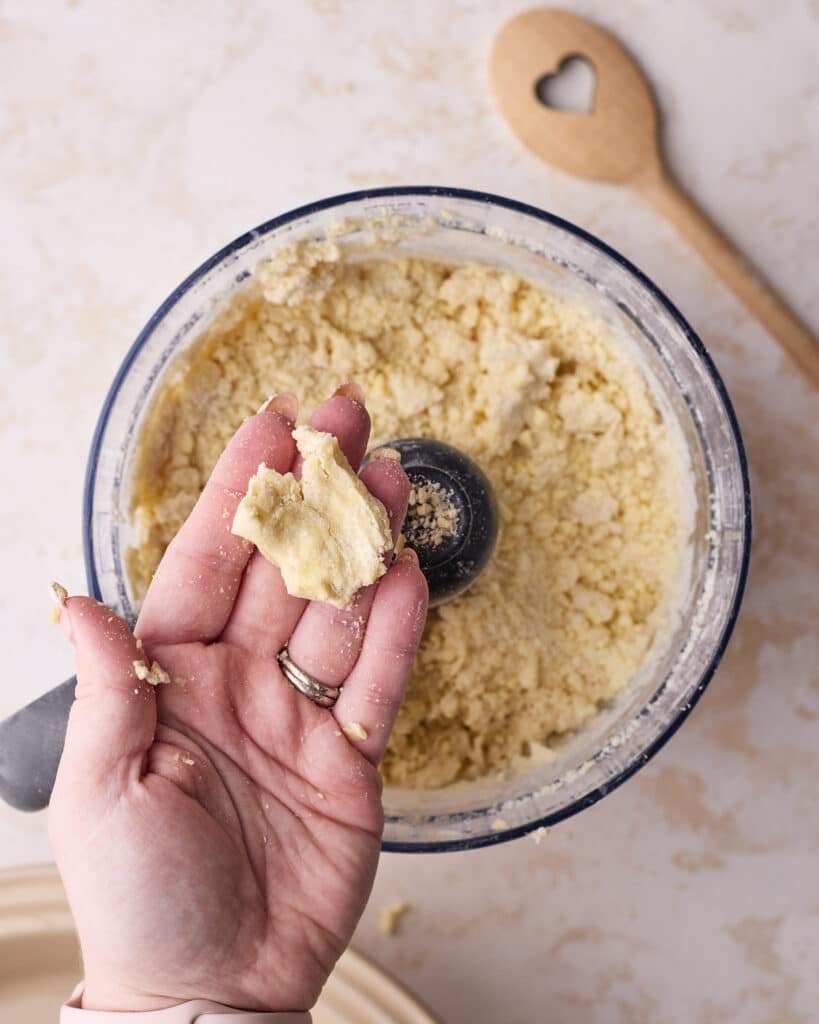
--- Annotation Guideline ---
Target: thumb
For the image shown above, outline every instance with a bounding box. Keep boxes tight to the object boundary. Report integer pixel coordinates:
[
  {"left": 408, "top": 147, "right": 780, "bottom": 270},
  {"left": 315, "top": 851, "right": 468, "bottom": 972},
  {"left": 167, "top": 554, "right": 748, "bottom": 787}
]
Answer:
[{"left": 53, "top": 593, "right": 157, "bottom": 804}]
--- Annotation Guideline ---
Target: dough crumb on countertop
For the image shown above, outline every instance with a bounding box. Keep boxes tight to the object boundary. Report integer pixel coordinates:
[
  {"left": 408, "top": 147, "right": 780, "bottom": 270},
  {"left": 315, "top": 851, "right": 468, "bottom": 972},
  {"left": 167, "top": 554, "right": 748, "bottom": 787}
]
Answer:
[
  {"left": 232, "top": 427, "right": 392, "bottom": 608},
  {"left": 379, "top": 900, "right": 410, "bottom": 935},
  {"left": 532, "top": 827, "right": 548, "bottom": 845},
  {"left": 133, "top": 659, "right": 172, "bottom": 686},
  {"left": 127, "top": 252, "right": 691, "bottom": 788}
]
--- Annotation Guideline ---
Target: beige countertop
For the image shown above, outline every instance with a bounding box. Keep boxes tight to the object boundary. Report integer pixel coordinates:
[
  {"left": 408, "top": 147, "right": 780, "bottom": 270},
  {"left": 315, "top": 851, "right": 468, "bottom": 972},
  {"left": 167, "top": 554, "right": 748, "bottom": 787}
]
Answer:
[{"left": 1, "top": 2, "right": 818, "bottom": 1021}]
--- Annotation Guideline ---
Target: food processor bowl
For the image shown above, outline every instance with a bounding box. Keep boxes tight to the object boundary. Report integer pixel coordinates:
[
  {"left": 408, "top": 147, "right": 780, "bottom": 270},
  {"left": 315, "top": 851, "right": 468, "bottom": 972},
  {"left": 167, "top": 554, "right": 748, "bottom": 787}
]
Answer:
[{"left": 83, "top": 187, "right": 751, "bottom": 852}]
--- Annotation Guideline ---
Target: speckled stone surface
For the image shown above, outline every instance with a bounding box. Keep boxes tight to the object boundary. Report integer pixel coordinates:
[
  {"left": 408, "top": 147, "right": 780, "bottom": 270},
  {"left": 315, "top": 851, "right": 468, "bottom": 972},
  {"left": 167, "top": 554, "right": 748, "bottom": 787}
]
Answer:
[{"left": 1, "top": 2, "right": 817, "bottom": 1021}]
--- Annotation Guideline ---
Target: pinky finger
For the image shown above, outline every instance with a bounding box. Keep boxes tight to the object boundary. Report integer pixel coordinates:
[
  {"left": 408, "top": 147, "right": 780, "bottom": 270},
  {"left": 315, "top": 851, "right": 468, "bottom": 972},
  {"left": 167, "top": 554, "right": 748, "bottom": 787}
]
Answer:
[{"left": 333, "top": 551, "right": 429, "bottom": 765}]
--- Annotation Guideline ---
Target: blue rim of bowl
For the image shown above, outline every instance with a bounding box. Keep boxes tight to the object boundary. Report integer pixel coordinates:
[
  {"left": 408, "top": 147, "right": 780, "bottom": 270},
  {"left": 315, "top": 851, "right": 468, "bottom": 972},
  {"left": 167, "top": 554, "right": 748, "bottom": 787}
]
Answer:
[{"left": 81, "top": 186, "right": 752, "bottom": 854}]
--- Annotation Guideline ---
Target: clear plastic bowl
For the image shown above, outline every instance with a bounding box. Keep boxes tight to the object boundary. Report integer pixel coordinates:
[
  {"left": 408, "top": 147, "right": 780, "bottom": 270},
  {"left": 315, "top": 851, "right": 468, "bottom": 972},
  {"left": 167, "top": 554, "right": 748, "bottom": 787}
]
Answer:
[{"left": 83, "top": 188, "right": 751, "bottom": 853}]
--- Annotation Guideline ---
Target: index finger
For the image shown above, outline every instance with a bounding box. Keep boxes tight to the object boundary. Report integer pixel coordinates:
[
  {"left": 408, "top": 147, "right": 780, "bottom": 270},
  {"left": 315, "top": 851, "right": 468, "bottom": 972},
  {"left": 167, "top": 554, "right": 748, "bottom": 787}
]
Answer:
[{"left": 136, "top": 405, "right": 297, "bottom": 645}]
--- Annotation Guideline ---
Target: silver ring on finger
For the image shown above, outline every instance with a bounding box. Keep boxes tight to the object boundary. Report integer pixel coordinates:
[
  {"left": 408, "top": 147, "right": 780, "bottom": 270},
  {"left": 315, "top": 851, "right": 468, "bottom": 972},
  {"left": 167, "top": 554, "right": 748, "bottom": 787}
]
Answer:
[{"left": 277, "top": 645, "right": 341, "bottom": 710}]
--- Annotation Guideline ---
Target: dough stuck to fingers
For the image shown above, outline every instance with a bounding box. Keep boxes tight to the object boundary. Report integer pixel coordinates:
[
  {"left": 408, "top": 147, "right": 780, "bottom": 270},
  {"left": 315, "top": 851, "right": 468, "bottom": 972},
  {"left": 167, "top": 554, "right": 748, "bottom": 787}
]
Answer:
[{"left": 232, "top": 425, "right": 392, "bottom": 608}]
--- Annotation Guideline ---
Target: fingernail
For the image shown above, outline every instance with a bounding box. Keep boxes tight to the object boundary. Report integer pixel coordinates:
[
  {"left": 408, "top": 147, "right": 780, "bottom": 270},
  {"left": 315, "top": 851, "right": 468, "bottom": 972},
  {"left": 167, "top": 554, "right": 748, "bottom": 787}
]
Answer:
[
  {"left": 333, "top": 382, "right": 366, "bottom": 406},
  {"left": 342, "top": 721, "right": 369, "bottom": 741},
  {"left": 258, "top": 392, "right": 298, "bottom": 421},
  {"left": 50, "top": 583, "right": 74, "bottom": 639},
  {"left": 397, "top": 547, "right": 419, "bottom": 566}
]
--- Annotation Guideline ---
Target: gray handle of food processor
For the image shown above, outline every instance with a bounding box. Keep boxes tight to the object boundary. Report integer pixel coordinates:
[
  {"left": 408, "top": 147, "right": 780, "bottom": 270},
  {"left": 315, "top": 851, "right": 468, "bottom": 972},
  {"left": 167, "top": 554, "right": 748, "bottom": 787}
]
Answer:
[{"left": 0, "top": 679, "right": 75, "bottom": 811}]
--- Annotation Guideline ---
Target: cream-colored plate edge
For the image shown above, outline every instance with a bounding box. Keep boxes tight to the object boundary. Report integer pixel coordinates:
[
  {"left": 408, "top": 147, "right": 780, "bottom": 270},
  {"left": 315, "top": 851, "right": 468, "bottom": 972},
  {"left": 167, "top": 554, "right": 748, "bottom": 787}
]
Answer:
[{"left": 0, "top": 866, "right": 439, "bottom": 1024}]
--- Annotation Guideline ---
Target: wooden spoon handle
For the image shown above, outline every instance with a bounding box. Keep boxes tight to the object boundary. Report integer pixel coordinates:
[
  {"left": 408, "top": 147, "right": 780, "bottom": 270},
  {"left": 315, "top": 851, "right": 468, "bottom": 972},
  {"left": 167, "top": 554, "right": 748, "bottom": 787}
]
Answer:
[{"left": 639, "top": 172, "right": 819, "bottom": 386}]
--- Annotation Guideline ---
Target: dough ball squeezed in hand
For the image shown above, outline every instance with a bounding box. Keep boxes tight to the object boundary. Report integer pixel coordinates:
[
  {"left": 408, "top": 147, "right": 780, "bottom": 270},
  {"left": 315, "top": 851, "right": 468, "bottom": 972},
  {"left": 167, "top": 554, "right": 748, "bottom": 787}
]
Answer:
[{"left": 232, "top": 425, "right": 393, "bottom": 607}]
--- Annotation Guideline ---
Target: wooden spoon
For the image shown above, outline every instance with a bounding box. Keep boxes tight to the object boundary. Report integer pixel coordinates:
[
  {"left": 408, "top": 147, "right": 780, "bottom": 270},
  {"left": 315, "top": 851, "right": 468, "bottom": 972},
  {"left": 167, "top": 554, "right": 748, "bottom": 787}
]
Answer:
[{"left": 490, "top": 8, "right": 819, "bottom": 386}]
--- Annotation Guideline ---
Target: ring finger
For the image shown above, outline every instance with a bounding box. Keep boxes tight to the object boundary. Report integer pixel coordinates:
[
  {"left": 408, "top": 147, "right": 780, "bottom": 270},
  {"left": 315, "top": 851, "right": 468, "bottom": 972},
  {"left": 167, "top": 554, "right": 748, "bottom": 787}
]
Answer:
[{"left": 284, "top": 455, "right": 410, "bottom": 685}]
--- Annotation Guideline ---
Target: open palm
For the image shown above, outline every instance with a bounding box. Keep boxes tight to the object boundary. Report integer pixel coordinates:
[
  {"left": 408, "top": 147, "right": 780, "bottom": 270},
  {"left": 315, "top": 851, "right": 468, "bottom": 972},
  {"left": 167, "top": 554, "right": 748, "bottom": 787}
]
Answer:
[{"left": 49, "top": 388, "right": 428, "bottom": 1014}]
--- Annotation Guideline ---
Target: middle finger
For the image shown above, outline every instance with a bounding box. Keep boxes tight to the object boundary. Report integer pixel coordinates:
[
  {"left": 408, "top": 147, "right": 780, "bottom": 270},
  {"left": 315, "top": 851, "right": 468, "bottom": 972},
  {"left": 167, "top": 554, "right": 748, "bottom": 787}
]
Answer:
[{"left": 221, "top": 385, "right": 373, "bottom": 657}]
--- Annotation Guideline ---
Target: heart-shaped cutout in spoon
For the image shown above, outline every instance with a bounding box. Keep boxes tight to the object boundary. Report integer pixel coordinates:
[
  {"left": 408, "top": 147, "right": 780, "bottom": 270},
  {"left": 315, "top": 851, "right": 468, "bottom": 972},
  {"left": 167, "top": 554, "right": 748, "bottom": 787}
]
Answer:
[{"left": 536, "top": 54, "right": 596, "bottom": 113}]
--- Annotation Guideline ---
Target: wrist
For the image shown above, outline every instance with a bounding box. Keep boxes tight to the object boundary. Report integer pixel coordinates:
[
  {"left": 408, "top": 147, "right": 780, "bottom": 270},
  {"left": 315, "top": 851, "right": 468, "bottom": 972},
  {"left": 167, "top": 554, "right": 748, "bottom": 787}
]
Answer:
[
  {"left": 77, "top": 944, "right": 317, "bottom": 1015},
  {"left": 65, "top": 983, "right": 312, "bottom": 1021},
  {"left": 78, "top": 980, "right": 309, "bottom": 1017},
  {"left": 81, "top": 979, "right": 184, "bottom": 1012}
]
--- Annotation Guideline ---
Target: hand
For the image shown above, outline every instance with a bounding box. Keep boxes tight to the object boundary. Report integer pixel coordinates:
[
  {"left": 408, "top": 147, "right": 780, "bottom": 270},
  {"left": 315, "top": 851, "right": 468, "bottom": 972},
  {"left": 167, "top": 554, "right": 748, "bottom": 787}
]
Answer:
[{"left": 49, "top": 387, "right": 428, "bottom": 1013}]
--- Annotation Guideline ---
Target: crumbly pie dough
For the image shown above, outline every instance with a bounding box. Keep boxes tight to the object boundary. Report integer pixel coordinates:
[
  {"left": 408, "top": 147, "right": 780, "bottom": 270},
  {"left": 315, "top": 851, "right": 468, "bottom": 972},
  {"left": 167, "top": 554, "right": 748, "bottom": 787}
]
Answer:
[
  {"left": 127, "top": 247, "right": 690, "bottom": 788},
  {"left": 232, "top": 426, "right": 392, "bottom": 608}
]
